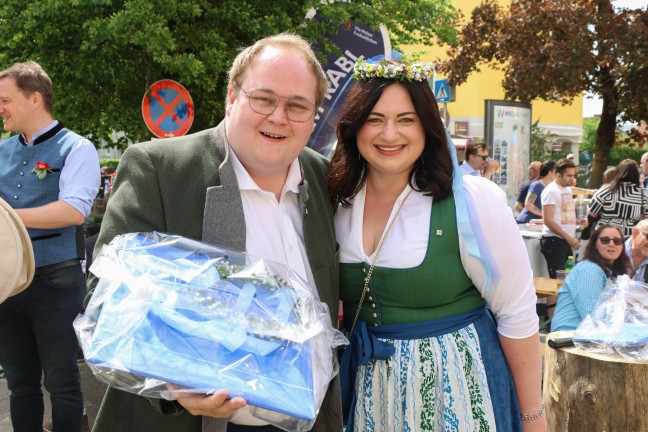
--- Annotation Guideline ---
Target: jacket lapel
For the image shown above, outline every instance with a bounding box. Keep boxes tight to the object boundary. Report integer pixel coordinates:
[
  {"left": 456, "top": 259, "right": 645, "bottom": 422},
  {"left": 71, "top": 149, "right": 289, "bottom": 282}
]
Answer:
[{"left": 201, "top": 124, "right": 246, "bottom": 251}]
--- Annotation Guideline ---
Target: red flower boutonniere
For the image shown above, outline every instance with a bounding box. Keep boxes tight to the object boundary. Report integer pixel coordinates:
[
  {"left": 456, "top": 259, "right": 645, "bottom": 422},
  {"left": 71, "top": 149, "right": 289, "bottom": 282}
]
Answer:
[{"left": 32, "top": 161, "right": 53, "bottom": 180}]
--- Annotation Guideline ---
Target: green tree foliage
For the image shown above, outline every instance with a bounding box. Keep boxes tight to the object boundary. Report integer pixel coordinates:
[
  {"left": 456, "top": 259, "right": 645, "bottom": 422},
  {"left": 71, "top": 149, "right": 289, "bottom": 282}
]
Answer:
[
  {"left": 438, "top": 0, "right": 648, "bottom": 188},
  {"left": 530, "top": 120, "right": 552, "bottom": 162},
  {"left": 0, "top": 0, "right": 458, "bottom": 151}
]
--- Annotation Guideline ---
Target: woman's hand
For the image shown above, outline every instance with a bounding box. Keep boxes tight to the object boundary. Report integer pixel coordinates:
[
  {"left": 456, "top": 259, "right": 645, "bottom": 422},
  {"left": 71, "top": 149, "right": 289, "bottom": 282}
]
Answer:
[{"left": 168, "top": 385, "right": 247, "bottom": 418}]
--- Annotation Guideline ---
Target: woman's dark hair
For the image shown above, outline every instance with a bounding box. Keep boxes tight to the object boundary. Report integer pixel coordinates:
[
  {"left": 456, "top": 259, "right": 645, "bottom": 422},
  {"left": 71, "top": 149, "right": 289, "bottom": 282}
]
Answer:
[
  {"left": 584, "top": 224, "right": 630, "bottom": 276},
  {"left": 328, "top": 79, "right": 454, "bottom": 207},
  {"left": 539, "top": 160, "right": 556, "bottom": 178},
  {"left": 608, "top": 159, "right": 640, "bottom": 192}
]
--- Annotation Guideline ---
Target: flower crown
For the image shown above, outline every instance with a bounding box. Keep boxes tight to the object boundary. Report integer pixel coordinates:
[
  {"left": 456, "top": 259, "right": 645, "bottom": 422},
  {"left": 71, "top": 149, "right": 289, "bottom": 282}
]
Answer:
[{"left": 353, "top": 57, "right": 433, "bottom": 82}]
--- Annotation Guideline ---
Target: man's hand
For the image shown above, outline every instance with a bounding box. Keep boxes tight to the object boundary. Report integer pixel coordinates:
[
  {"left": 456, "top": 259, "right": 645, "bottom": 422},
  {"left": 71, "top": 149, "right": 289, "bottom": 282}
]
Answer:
[
  {"left": 566, "top": 235, "right": 580, "bottom": 250},
  {"left": 169, "top": 386, "right": 247, "bottom": 418},
  {"left": 483, "top": 158, "right": 500, "bottom": 180}
]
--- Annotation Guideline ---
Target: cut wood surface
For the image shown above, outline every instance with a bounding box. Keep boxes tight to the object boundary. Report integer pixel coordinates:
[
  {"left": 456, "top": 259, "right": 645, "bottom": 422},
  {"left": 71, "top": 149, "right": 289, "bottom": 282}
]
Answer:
[{"left": 544, "top": 331, "right": 648, "bottom": 431}]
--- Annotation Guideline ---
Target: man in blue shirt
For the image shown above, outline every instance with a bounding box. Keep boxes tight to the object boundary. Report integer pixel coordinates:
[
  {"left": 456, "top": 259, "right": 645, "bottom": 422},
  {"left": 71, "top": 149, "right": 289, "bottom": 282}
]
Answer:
[
  {"left": 459, "top": 141, "right": 498, "bottom": 180},
  {"left": 625, "top": 219, "right": 648, "bottom": 282},
  {"left": 515, "top": 161, "right": 541, "bottom": 213},
  {"left": 0, "top": 61, "right": 100, "bottom": 432}
]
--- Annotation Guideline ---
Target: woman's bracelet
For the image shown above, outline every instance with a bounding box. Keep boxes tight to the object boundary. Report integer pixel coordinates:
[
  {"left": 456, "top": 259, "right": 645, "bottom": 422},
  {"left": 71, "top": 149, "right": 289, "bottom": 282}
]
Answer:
[{"left": 520, "top": 404, "right": 545, "bottom": 421}]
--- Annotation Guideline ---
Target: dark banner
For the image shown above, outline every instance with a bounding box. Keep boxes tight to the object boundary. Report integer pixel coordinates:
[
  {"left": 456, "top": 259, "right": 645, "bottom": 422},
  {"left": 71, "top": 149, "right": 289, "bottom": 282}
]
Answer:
[{"left": 308, "top": 21, "right": 390, "bottom": 157}]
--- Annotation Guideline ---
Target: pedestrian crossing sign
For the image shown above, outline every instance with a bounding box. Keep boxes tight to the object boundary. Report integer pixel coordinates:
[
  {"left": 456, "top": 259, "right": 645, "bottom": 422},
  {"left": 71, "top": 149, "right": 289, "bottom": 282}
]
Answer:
[{"left": 434, "top": 79, "right": 453, "bottom": 103}]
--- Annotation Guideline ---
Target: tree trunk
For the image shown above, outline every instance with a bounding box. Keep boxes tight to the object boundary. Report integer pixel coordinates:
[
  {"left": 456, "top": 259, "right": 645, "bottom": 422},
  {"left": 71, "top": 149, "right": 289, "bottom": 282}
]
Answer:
[
  {"left": 587, "top": 0, "right": 619, "bottom": 189},
  {"left": 587, "top": 92, "right": 617, "bottom": 189},
  {"left": 544, "top": 331, "right": 648, "bottom": 431}
]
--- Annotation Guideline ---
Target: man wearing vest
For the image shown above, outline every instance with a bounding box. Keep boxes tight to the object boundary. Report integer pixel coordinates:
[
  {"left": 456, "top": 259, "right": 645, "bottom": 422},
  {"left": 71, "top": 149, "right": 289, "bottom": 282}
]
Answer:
[
  {"left": 87, "top": 34, "right": 341, "bottom": 432},
  {"left": 0, "top": 61, "right": 100, "bottom": 432}
]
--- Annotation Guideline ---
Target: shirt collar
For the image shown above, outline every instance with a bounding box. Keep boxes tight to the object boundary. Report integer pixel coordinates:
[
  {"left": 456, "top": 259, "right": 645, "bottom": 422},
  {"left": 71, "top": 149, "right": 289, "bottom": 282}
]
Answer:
[
  {"left": 228, "top": 146, "right": 302, "bottom": 195},
  {"left": 21, "top": 120, "right": 59, "bottom": 146}
]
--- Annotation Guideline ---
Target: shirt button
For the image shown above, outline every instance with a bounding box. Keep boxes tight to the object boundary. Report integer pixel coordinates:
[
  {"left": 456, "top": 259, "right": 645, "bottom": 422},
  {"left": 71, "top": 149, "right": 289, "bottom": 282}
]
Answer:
[
  {"left": 362, "top": 268, "right": 367, "bottom": 274},
  {"left": 372, "top": 312, "right": 377, "bottom": 319},
  {"left": 13, "top": 195, "right": 18, "bottom": 200},
  {"left": 17, "top": 184, "right": 21, "bottom": 188},
  {"left": 20, "top": 171, "right": 24, "bottom": 176},
  {"left": 373, "top": 323, "right": 379, "bottom": 326},
  {"left": 22, "top": 160, "right": 27, "bottom": 165},
  {"left": 371, "top": 303, "right": 376, "bottom": 309},
  {"left": 368, "top": 296, "right": 373, "bottom": 301}
]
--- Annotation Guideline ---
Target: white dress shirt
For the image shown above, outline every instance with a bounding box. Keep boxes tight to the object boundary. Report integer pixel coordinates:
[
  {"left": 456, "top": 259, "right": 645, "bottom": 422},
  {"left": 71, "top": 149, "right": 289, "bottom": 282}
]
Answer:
[
  {"left": 24, "top": 120, "right": 100, "bottom": 217},
  {"left": 227, "top": 148, "right": 316, "bottom": 426}
]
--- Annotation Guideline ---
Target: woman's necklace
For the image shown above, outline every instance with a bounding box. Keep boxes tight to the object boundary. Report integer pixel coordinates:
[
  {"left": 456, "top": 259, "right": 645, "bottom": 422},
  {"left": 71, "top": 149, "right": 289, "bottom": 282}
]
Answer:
[{"left": 349, "top": 188, "right": 413, "bottom": 334}]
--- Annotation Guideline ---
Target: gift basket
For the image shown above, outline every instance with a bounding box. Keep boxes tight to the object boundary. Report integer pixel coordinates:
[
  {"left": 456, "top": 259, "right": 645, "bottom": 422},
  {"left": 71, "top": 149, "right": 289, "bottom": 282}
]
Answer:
[
  {"left": 74, "top": 232, "right": 347, "bottom": 431},
  {"left": 573, "top": 275, "right": 648, "bottom": 361}
]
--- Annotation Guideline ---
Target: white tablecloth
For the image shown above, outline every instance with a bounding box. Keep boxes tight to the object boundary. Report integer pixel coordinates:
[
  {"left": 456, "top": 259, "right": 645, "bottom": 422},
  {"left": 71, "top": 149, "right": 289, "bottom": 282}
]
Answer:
[{"left": 519, "top": 225, "right": 588, "bottom": 279}]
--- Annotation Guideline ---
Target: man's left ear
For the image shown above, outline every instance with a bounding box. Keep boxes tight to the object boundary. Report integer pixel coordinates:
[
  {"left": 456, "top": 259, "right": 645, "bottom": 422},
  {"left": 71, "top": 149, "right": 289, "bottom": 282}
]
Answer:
[{"left": 31, "top": 91, "right": 42, "bottom": 108}]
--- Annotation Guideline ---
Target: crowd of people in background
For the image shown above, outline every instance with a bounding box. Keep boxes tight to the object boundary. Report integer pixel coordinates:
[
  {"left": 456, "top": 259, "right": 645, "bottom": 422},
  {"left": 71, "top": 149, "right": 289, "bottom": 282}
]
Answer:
[
  {"left": 4, "top": 30, "right": 648, "bottom": 432},
  {"left": 508, "top": 149, "right": 648, "bottom": 332}
]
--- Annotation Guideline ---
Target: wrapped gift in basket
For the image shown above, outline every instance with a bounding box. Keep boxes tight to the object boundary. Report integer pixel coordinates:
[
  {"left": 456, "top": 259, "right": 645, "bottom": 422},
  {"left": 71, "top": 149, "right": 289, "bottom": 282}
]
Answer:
[
  {"left": 74, "top": 232, "right": 347, "bottom": 431},
  {"left": 573, "top": 275, "right": 648, "bottom": 360}
]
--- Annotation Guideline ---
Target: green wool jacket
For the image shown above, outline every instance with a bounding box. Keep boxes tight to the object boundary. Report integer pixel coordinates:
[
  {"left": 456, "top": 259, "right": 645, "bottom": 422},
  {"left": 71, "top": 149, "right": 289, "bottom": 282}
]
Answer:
[{"left": 87, "top": 121, "right": 342, "bottom": 432}]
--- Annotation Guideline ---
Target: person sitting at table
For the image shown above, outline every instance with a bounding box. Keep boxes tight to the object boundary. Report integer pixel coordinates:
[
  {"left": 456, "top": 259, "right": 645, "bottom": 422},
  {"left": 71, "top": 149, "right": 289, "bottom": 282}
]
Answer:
[
  {"left": 624, "top": 219, "right": 648, "bottom": 283},
  {"left": 516, "top": 160, "right": 555, "bottom": 224},
  {"left": 551, "top": 224, "right": 630, "bottom": 331}
]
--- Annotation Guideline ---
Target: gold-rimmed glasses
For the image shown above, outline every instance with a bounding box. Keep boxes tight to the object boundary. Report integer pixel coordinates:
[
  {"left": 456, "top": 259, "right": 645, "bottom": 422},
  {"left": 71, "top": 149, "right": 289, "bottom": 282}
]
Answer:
[{"left": 237, "top": 87, "right": 316, "bottom": 123}]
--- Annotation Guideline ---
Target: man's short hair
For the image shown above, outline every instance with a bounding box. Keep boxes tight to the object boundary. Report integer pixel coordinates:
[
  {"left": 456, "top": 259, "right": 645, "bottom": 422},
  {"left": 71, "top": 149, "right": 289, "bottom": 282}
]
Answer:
[
  {"left": 228, "top": 33, "right": 328, "bottom": 108},
  {"left": 0, "top": 61, "right": 53, "bottom": 113},
  {"left": 464, "top": 141, "right": 488, "bottom": 159},
  {"left": 554, "top": 158, "right": 576, "bottom": 176}
]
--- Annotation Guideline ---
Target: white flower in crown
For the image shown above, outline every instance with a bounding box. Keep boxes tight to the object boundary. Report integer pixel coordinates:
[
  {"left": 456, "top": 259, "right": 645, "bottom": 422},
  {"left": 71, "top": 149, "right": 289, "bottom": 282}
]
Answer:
[{"left": 353, "top": 57, "right": 433, "bottom": 82}]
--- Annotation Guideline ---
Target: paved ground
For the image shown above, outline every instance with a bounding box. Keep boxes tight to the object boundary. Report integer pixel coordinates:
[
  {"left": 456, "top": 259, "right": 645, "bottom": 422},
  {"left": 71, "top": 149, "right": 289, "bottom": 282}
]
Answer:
[{"left": 0, "top": 361, "right": 107, "bottom": 431}]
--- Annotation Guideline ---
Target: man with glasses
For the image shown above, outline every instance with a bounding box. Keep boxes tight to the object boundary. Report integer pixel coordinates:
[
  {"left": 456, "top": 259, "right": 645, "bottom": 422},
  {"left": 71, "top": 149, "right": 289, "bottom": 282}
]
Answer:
[
  {"left": 459, "top": 141, "right": 498, "bottom": 180},
  {"left": 87, "top": 33, "right": 341, "bottom": 432},
  {"left": 625, "top": 219, "right": 648, "bottom": 282}
]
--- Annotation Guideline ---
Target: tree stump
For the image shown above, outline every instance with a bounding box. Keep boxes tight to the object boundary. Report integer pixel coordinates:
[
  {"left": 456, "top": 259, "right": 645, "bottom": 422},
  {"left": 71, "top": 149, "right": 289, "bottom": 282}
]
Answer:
[{"left": 543, "top": 331, "right": 648, "bottom": 431}]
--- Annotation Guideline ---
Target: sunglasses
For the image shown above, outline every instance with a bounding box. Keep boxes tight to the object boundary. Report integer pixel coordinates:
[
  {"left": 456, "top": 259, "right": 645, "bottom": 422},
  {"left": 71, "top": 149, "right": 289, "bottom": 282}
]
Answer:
[
  {"left": 474, "top": 154, "right": 489, "bottom": 161},
  {"left": 598, "top": 236, "right": 624, "bottom": 246}
]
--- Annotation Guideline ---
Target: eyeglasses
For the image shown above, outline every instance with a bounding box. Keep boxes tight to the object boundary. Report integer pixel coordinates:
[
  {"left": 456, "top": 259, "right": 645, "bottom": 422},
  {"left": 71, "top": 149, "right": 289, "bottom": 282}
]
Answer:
[
  {"left": 237, "top": 86, "right": 316, "bottom": 123},
  {"left": 474, "top": 154, "right": 489, "bottom": 161},
  {"left": 598, "top": 236, "right": 624, "bottom": 246}
]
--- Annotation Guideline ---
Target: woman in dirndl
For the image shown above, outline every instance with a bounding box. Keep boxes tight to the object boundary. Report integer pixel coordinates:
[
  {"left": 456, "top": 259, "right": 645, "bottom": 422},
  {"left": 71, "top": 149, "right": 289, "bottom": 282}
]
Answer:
[{"left": 329, "top": 58, "right": 546, "bottom": 432}]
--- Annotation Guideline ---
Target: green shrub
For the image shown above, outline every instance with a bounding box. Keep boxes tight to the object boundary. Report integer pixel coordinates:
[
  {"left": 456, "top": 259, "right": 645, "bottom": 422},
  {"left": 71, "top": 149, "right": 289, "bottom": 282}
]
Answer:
[{"left": 99, "top": 159, "right": 120, "bottom": 170}]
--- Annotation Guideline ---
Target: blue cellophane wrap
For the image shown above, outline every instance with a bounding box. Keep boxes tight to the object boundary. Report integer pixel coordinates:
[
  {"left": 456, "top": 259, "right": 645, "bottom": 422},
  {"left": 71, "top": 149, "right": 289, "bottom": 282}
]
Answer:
[
  {"left": 573, "top": 275, "right": 648, "bottom": 361},
  {"left": 74, "top": 232, "right": 347, "bottom": 431}
]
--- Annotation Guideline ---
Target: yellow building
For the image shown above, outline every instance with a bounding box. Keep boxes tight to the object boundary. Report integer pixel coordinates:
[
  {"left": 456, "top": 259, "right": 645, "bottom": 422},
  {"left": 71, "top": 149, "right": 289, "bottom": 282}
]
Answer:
[{"left": 404, "top": 0, "right": 583, "bottom": 155}]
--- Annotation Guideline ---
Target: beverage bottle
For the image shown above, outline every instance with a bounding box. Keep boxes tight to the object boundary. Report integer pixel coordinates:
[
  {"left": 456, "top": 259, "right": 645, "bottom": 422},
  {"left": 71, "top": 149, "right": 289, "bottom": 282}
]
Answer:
[{"left": 565, "top": 255, "right": 575, "bottom": 274}]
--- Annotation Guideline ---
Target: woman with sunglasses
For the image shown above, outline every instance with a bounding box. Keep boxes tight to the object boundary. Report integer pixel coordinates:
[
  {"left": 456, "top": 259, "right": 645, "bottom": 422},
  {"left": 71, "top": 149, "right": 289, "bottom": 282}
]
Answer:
[{"left": 551, "top": 225, "right": 630, "bottom": 331}]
